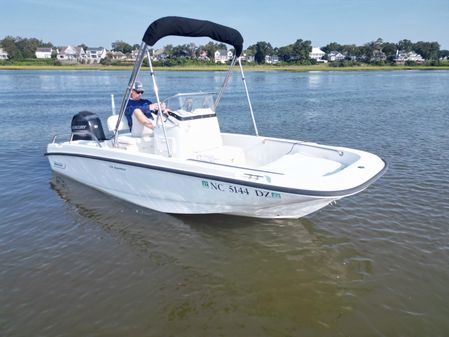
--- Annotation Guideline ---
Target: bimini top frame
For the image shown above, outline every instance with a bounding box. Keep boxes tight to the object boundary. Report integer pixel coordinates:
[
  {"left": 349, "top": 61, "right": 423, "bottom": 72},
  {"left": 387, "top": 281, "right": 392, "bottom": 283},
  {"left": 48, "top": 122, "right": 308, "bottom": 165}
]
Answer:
[{"left": 113, "top": 16, "right": 258, "bottom": 152}]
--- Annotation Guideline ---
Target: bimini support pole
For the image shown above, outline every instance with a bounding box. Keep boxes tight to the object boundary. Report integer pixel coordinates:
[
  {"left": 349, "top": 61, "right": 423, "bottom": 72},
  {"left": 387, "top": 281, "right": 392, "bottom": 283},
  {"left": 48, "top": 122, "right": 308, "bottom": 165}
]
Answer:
[
  {"left": 146, "top": 49, "right": 172, "bottom": 157},
  {"left": 214, "top": 56, "right": 237, "bottom": 109},
  {"left": 238, "top": 57, "right": 259, "bottom": 136},
  {"left": 113, "top": 41, "right": 147, "bottom": 146},
  {"left": 111, "top": 94, "right": 116, "bottom": 115}
]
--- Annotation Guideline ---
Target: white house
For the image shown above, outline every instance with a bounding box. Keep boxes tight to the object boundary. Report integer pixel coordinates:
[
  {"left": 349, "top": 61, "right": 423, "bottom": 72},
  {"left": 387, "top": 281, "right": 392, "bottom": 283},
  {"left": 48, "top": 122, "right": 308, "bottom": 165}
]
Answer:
[
  {"left": 151, "top": 48, "right": 169, "bottom": 61},
  {"left": 108, "top": 50, "right": 126, "bottom": 60},
  {"left": 126, "top": 49, "right": 140, "bottom": 62},
  {"left": 395, "top": 50, "right": 424, "bottom": 64},
  {"left": 240, "top": 53, "right": 255, "bottom": 63},
  {"left": 86, "top": 47, "right": 107, "bottom": 63},
  {"left": 309, "top": 47, "right": 325, "bottom": 62},
  {"left": 265, "top": 55, "right": 279, "bottom": 64},
  {"left": 328, "top": 51, "right": 345, "bottom": 62},
  {"left": 214, "top": 49, "right": 233, "bottom": 63},
  {"left": 35, "top": 47, "right": 53, "bottom": 59},
  {"left": 0, "top": 48, "right": 8, "bottom": 60},
  {"left": 57, "top": 46, "right": 87, "bottom": 63}
]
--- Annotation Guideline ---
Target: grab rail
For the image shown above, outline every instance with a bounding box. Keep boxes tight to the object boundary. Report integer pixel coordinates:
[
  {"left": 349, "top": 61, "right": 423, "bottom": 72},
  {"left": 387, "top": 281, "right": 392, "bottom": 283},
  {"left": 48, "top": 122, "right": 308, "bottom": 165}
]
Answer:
[
  {"left": 51, "top": 132, "right": 103, "bottom": 148},
  {"left": 262, "top": 138, "right": 344, "bottom": 156}
]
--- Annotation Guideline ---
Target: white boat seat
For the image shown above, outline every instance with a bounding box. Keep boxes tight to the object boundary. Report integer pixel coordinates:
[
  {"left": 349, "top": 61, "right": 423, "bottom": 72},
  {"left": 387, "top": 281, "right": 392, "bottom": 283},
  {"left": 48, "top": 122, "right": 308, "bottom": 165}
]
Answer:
[
  {"left": 107, "top": 115, "right": 130, "bottom": 133},
  {"left": 116, "top": 134, "right": 154, "bottom": 153}
]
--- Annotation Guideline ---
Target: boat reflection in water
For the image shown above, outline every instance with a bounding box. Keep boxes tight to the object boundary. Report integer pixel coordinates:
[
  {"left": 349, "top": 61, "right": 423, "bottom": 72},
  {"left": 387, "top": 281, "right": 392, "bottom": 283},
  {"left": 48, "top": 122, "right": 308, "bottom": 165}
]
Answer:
[
  {"left": 50, "top": 172, "right": 374, "bottom": 333},
  {"left": 50, "top": 171, "right": 372, "bottom": 283}
]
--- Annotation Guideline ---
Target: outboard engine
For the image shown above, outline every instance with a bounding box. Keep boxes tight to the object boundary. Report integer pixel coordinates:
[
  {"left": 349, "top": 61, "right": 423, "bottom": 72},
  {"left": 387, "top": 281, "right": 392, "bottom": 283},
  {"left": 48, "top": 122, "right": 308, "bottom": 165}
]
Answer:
[{"left": 71, "top": 111, "right": 106, "bottom": 141}]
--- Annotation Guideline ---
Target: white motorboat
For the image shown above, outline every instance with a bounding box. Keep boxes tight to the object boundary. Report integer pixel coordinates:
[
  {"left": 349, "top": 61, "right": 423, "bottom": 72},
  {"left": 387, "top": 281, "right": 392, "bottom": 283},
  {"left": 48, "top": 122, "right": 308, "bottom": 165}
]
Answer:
[{"left": 46, "top": 16, "right": 386, "bottom": 219}]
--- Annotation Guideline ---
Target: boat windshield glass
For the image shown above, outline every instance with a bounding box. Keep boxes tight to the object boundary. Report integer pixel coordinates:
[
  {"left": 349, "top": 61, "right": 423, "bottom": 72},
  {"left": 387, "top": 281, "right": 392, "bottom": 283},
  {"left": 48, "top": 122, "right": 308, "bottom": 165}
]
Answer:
[{"left": 163, "top": 92, "right": 216, "bottom": 114}]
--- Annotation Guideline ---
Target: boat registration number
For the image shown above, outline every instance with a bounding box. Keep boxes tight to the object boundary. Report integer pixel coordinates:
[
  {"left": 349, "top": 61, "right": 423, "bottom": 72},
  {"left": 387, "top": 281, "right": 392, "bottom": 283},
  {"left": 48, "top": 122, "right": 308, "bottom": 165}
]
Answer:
[{"left": 201, "top": 180, "right": 281, "bottom": 199}]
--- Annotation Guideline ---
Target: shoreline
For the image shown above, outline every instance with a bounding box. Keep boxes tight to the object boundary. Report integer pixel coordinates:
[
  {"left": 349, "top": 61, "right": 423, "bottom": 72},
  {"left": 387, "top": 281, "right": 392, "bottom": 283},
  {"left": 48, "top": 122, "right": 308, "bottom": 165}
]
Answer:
[{"left": 1, "top": 64, "right": 449, "bottom": 72}]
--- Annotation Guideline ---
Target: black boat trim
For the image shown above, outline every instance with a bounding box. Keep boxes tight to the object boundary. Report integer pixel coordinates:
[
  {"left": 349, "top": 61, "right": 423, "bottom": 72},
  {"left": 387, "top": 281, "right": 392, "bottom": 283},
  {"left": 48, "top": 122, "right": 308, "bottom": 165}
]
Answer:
[{"left": 168, "top": 110, "right": 217, "bottom": 121}]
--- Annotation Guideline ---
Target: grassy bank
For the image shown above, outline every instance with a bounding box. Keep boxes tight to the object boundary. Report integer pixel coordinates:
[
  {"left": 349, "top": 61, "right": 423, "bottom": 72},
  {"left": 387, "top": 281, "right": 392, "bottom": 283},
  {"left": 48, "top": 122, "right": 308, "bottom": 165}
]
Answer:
[{"left": 1, "top": 63, "right": 449, "bottom": 72}]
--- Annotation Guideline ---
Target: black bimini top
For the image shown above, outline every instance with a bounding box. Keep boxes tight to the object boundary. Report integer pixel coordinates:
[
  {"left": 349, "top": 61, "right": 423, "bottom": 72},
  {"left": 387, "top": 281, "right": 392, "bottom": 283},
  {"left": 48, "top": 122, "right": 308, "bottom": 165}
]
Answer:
[{"left": 142, "top": 16, "right": 244, "bottom": 57}]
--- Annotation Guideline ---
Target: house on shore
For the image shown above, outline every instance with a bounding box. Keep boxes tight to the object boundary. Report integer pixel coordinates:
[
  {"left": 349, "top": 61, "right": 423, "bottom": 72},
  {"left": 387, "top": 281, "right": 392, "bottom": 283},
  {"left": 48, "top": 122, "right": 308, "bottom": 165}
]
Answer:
[
  {"left": 57, "top": 46, "right": 87, "bottom": 63},
  {"left": 394, "top": 51, "right": 424, "bottom": 64},
  {"left": 328, "top": 51, "right": 345, "bottom": 62},
  {"left": 265, "top": 55, "right": 279, "bottom": 64},
  {"left": 0, "top": 48, "right": 8, "bottom": 60},
  {"left": 86, "top": 47, "right": 107, "bottom": 63},
  {"left": 35, "top": 48, "right": 53, "bottom": 59},
  {"left": 309, "top": 47, "right": 326, "bottom": 62},
  {"left": 239, "top": 53, "right": 254, "bottom": 63},
  {"left": 214, "top": 49, "right": 233, "bottom": 63},
  {"left": 108, "top": 50, "right": 126, "bottom": 61},
  {"left": 126, "top": 49, "right": 140, "bottom": 62},
  {"left": 151, "top": 48, "right": 169, "bottom": 61}
]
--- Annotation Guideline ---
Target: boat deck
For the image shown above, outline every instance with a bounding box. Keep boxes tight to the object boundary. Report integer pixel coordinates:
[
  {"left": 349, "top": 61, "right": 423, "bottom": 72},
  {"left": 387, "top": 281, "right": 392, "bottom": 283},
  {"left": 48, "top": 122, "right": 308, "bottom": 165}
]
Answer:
[{"left": 261, "top": 152, "right": 344, "bottom": 178}]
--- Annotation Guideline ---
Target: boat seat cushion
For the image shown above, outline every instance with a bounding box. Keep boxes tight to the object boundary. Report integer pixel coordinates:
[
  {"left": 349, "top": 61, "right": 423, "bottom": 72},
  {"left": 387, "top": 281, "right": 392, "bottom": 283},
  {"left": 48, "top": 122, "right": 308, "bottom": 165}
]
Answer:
[
  {"left": 107, "top": 115, "right": 130, "bottom": 132},
  {"left": 116, "top": 134, "right": 153, "bottom": 152}
]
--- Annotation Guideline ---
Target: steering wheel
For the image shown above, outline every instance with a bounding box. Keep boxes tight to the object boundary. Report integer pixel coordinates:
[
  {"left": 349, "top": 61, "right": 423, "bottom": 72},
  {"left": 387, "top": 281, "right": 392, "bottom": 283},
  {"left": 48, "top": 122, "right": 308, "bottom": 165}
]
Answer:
[{"left": 162, "top": 110, "right": 179, "bottom": 126}]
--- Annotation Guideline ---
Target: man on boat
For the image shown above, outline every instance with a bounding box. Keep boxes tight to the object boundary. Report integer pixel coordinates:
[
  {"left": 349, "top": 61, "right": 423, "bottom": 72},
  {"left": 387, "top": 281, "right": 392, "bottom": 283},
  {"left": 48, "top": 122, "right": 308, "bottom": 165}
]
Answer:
[{"left": 125, "top": 81, "right": 166, "bottom": 136}]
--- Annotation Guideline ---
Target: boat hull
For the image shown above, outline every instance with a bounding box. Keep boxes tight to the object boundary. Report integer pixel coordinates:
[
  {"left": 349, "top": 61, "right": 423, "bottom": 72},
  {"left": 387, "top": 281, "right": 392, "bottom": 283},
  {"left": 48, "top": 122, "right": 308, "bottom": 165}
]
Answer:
[{"left": 46, "top": 150, "right": 340, "bottom": 218}]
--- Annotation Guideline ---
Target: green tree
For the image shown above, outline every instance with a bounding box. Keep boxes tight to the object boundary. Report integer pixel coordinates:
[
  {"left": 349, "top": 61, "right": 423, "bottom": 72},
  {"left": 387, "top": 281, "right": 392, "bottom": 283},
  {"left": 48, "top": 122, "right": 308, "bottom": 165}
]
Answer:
[
  {"left": 171, "top": 43, "right": 197, "bottom": 58},
  {"left": 0, "top": 36, "right": 53, "bottom": 59},
  {"left": 382, "top": 42, "right": 398, "bottom": 61},
  {"left": 363, "top": 38, "right": 384, "bottom": 60},
  {"left": 341, "top": 44, "right": 359, "bottom": 59},
  {"left": 247, "top": 41, "right": 273, "bottom": 64},
  {"left": 290, "top": 39, "right": 312, "bottom": 63},
  {"left": 277, "top": 39, "right": 311, "bottom": 63},
  {"left": 439, "top": 49, "right": 449, "bottom": 59},
  {"left": 111, "top": 40, "right": 133, "bottom": 54},
  {"left": 321, "top": 42, "right": 343, "bottom": 54},
  {"left": 277, "top": 45, "right": 292, "bottom": 62},
  {"left": 397, "top": 39, "right": 413, "bottom": 52},
  {"left": 413, "top": 41, "right": 440, "bottom": 60},
  {"left": 199, "top": 41, "right": 226, "bottom": 58},
  {"left": 170, "top": 44, "right": 186, "bottom": 58},
  {"left": 16, "top": 37, "right": 41, "bottom": 58},
  {"left": 1, "top": 36, "right": 22, "bottom": 59},
  {"left": 163, "top": 44, "right": 174, "bottom": 56}
]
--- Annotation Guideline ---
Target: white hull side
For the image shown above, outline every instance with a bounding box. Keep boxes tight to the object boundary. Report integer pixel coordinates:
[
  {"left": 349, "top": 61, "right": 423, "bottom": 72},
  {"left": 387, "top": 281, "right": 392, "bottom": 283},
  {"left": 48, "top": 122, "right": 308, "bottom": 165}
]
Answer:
[{"left": 47, "top": 153, "right": 337, "bottom": 218}]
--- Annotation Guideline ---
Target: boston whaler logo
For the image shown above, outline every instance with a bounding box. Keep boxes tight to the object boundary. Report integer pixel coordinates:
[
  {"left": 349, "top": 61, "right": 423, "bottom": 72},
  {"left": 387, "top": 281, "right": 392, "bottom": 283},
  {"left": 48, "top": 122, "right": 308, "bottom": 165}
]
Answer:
[
  {"left": 53, "top": 161, "right": 66, "bottom": 169},
  {"left": 202, "top": 180, "right": 281, "bottom": 199}
]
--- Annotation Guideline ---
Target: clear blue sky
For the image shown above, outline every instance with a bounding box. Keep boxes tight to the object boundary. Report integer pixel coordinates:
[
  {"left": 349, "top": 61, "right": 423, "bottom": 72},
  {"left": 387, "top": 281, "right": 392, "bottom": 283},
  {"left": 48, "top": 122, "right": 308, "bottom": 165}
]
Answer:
[{"left": 1, "top": 0, "right": 448, "bottom": 50}]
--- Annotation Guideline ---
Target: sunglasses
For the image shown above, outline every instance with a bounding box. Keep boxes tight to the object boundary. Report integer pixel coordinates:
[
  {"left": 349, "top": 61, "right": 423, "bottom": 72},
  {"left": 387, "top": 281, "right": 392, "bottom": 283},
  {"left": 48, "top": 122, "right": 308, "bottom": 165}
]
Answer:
[{"left": 134, "top": 90, "right": 144, "bottom": 94}]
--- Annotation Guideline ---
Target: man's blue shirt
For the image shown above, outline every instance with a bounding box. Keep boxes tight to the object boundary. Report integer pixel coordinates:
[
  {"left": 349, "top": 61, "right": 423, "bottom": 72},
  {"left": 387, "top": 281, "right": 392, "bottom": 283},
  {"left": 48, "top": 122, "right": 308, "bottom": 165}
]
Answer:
[{"left": 125, "top": 98, "right": 154, "bottom": 129}]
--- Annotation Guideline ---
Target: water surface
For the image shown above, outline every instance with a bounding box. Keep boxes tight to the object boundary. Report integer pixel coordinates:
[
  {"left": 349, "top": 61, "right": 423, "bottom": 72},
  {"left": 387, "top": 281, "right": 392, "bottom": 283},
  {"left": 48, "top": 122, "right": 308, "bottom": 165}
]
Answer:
[{"left": 1, "top": 70, "right": 448, "bottom": 336}]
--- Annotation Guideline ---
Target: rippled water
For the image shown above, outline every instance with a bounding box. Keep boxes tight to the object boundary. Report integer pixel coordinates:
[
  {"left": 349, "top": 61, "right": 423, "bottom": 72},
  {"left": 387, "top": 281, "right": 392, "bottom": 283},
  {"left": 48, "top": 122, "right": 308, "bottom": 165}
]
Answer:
[{"left": 1, "top": 70, "right": 449, "bottom": 336}]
